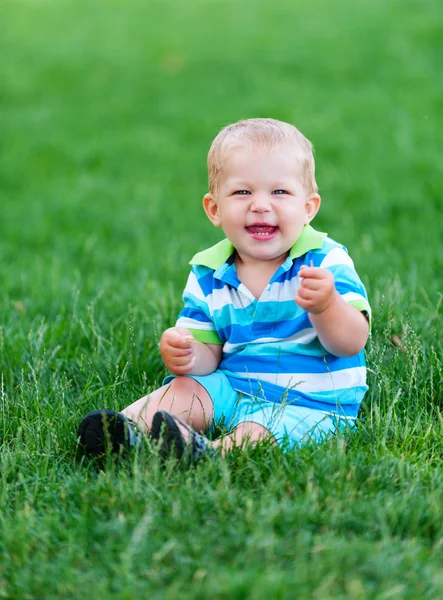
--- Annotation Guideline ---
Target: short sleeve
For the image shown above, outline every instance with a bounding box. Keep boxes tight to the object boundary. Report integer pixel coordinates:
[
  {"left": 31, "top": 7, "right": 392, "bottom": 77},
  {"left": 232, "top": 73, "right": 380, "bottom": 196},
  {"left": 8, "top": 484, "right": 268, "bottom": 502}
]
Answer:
[
  {"left": 319, "top": 246, "right": 372, "bottom": 327},
  {"left": 176, "top": 266, "right": 223, "bottom": 344}
]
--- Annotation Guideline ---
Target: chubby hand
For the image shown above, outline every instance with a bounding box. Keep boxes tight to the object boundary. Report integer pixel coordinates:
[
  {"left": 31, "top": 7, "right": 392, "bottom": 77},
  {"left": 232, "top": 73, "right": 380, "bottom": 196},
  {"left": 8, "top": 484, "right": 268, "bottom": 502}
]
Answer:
[
  {"left": 159, "top": 327, "right": 197, "bottom": 375},
  {"left": 295, "top": 266, "right": 337, "bottom": 314}
]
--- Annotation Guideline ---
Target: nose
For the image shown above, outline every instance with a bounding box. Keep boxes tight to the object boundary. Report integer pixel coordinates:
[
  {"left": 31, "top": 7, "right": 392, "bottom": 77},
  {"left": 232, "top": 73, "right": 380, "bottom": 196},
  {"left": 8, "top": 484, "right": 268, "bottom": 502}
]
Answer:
[{"left": 250, "top": 193, "right": 271, "bottom": 212}]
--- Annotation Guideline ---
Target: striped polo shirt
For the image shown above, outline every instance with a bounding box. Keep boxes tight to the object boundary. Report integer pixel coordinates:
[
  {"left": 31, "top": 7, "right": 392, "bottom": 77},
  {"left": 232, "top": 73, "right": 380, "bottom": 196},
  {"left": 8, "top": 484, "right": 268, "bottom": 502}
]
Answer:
[{"left": 176, "top": 225, "right": 371, "bottom": 418}]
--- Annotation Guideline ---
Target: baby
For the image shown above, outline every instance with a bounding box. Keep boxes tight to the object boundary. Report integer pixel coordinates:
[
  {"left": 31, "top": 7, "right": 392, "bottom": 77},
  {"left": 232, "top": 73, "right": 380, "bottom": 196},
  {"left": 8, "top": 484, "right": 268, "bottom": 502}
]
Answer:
[{"left": 78, "top": 118, "right": 370, "bottom": 460}]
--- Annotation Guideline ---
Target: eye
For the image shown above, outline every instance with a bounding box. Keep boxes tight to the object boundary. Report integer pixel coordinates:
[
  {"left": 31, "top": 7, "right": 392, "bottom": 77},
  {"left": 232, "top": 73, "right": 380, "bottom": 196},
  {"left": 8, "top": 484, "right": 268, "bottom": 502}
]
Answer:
[
  {"left": 233, "top": 190, "right": 251, "bottom": 196},
  {"left": 272, "top": 189, "right": 289, "bottom": 195}
]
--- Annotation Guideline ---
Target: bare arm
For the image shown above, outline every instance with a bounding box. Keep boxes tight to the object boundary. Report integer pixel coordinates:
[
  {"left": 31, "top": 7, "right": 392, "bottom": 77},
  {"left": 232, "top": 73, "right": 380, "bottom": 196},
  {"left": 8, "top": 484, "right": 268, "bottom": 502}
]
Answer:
[
  {"left": 159, "top": 327, "right": 222, "bottom": 376},
  {"left": 307, "top": 293, "right": 369, "bottom": 356},
  {"left": 295, "top": 266, "right": 369, "bottom": 357},
  {"left": 186, "top": 340, "right": 222, "bottom": 376}
]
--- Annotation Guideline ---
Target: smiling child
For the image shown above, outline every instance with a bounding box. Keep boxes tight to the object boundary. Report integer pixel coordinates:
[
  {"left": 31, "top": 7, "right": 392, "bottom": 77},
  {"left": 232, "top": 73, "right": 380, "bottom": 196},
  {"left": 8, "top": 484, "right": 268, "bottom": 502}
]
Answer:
[{"left": 78, "top": 118, "right": 371, "bottom": 460}]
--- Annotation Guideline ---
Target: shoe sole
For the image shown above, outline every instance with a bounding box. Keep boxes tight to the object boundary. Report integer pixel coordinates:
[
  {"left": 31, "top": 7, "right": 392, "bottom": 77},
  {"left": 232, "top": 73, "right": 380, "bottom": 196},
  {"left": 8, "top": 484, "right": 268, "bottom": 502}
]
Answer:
[
  {"left": 151, "top": 411, "right": 185, "bottom": 460},
  {"left": 77, "top": 410, "right": 127, "bottom": 455}
]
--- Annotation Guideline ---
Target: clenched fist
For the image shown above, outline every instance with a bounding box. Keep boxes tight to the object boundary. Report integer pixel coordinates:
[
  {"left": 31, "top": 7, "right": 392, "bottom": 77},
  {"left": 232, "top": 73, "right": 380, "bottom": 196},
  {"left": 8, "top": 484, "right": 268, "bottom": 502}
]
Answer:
[
  {"left": 295, "top": 266, "right": 337, "bottom": 314},
  {"left": 159, "top": 327, "right": 196, "bottom": 375}
]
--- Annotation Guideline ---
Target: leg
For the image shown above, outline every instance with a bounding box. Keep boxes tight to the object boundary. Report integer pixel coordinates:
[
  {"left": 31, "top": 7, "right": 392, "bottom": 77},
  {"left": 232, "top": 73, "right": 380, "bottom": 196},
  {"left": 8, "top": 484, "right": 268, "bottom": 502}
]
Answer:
[
  {"left": 214, "top": 396, "right": 342, "bottom": 452},
  {"left": 78, "top": 376, "right": 214, "bottom": 455},
  {"left": 121, "top": 376, "right": 214, "bottom": 433},
  {"left": 151, "top": 416, "right": 275, "bottom": 463},
  {"left": 148, "top": 393, "right": 347, "bottom": 462},
  {"left": 212, "top": 421, "right": 276, "bottom": 454}
]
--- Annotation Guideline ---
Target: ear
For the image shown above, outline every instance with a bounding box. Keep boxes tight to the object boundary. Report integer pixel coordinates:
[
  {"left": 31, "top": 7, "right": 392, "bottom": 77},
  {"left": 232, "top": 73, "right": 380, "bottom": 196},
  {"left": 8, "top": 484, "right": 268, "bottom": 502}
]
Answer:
[
  {"left": 203, "top": 193, "right": 221, "bottom": 227},
  {"left": 304, "top": 193, "right": 321, "bottom": 224}
]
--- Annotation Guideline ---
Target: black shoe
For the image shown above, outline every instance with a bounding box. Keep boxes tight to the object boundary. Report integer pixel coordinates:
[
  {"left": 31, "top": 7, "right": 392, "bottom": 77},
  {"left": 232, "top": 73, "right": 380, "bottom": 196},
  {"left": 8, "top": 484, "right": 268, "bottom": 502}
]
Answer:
[
  {"left": 78, "top": 409, "right": 145, "bottom": 455},
  {"left": 150, "top": 410, "right": 215, "bottom": 463}
]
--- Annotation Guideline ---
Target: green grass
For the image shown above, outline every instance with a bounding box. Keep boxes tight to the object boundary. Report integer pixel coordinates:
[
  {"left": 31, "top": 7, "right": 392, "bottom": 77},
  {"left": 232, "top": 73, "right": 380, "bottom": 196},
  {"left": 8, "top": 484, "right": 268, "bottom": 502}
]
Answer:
[{"left": 1, "top": 0, "right": 442, "bottom": 597}]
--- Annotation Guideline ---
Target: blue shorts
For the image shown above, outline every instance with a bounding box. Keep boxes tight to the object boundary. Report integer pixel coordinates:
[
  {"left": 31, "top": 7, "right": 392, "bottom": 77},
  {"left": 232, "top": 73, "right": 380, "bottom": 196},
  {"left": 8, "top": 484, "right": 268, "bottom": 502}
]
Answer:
[{"left": 163, "top": 369, "right": 354, "bottom": 449}]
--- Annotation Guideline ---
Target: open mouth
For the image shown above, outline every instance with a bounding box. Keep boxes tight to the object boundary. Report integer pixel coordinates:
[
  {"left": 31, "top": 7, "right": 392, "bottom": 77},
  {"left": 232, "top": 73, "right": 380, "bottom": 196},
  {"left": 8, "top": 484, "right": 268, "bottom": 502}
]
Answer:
[{"left": 246, "top": 224, "right": 278, "bottom": 240}]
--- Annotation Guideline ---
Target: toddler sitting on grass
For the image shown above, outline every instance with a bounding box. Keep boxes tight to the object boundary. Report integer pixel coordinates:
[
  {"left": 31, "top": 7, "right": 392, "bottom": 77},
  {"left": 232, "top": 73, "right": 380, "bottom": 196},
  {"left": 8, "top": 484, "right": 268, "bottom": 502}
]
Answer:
[{"left": 78, "top": 117, "right": 371, "bottom": 461}]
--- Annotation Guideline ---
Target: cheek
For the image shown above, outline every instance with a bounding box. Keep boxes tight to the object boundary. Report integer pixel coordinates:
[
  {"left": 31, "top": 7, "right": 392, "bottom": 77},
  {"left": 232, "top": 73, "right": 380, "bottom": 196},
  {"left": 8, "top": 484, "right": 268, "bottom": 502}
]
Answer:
[
  {"left": 279, "top": 206, "right": 304, "bottom": 221},
  {"left": 221, "top": 206, "right": 241, "bottom": 222}
]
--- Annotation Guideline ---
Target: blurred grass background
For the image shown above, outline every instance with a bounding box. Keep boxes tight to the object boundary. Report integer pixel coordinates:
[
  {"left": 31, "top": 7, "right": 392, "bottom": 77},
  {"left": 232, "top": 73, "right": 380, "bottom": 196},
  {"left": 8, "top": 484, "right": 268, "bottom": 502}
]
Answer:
[{"left": 0, "top": 0, "right": 442, "bottom": 598}]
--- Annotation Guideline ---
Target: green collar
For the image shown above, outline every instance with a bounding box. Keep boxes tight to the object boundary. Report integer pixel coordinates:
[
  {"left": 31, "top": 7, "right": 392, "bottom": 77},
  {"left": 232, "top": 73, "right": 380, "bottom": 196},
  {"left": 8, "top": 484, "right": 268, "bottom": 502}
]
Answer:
[{"left": 190, "top": 225, "right": 327, "bottom": 269}]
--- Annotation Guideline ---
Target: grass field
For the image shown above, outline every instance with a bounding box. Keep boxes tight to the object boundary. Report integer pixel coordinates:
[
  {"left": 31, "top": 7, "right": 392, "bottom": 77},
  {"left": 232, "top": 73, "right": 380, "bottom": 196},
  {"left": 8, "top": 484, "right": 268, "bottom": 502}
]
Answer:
[{"left": 1, "top": 0, "right": 442, "bottom": 597}]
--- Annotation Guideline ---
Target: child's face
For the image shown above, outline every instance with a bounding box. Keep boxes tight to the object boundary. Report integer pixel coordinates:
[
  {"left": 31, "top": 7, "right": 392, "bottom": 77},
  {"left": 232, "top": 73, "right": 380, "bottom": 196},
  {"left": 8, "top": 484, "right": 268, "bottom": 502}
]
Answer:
[{"left": 203, "top": 146, "right": 320, "bottom": 267}]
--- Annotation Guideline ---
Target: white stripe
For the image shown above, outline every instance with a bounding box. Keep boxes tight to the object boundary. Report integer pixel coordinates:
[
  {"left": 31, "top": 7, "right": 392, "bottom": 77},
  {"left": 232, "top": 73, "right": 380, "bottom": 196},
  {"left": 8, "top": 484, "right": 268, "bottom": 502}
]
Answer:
[
  {"left": 238, "top": 283, "right": 256, "bottom": 302},
  {"left": 237, "top": 366, "right": 367, "bottom": 393},
  {"left": 210, "top": 274, "right": 302, "bottom": 311},
  {"left": 266, "top": 276, "right": 301, "bottom": 302},
  {"left": 211, "top": 285, "right": 255, "bottom": 311},
  {"left": 176, "top": 317, "right": 215, "bottom": 331},
  {"left": 341, "top": 292, "right": 367, "bottom": 305},
  {"left": 320, "top": 247, "right": 355, "bottom": 270}
]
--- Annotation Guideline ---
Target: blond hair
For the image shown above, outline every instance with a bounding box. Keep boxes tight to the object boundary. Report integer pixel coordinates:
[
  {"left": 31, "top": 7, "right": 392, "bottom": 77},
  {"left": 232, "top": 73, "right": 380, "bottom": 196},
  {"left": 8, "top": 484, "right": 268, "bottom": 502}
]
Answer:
[{"left": 207, "top": 118, "right": 318, "bottom": 195}]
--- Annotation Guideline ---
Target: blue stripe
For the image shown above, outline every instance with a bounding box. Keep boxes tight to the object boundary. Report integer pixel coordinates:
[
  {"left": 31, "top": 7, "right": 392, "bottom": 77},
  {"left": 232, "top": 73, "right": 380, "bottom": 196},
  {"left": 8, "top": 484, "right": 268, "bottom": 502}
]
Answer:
[
  {"left": 327, "top": 264, "right": 368, "bottom": 299},
  {"left": 220, "top": 352, "right": 362, "bottom": 374},
  {"left": 212, "top": 300, "right": 306, "bottom": 329},
  {"left": 216, "top": 316, "right": 312, "bottom": 344},
  {"left": 196, "top": 269, "right": 222, "bottom": 296},
  {"left": 271, "top": 252, "right": 330, "bottom": 284},
  {"left": 321, "top": 238, "right": 344, "bottom": 253},
  {"left": 181, "top": 291, "right": 212, "bottom": 318},
  {"left": 212, "top": 303, "right": 255, "bottom": 327},
  {"left": 223, "top": 339, "right": 321, "bottom": 358},
  {"left": 228, "top": 376, "right": 366, "bottom": 417},
  {"left": 304, "top": 251, "right": 326, "bottom": 268},
  {"left": 179, "top": 307, "right": 212, "bottom": 324}
]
